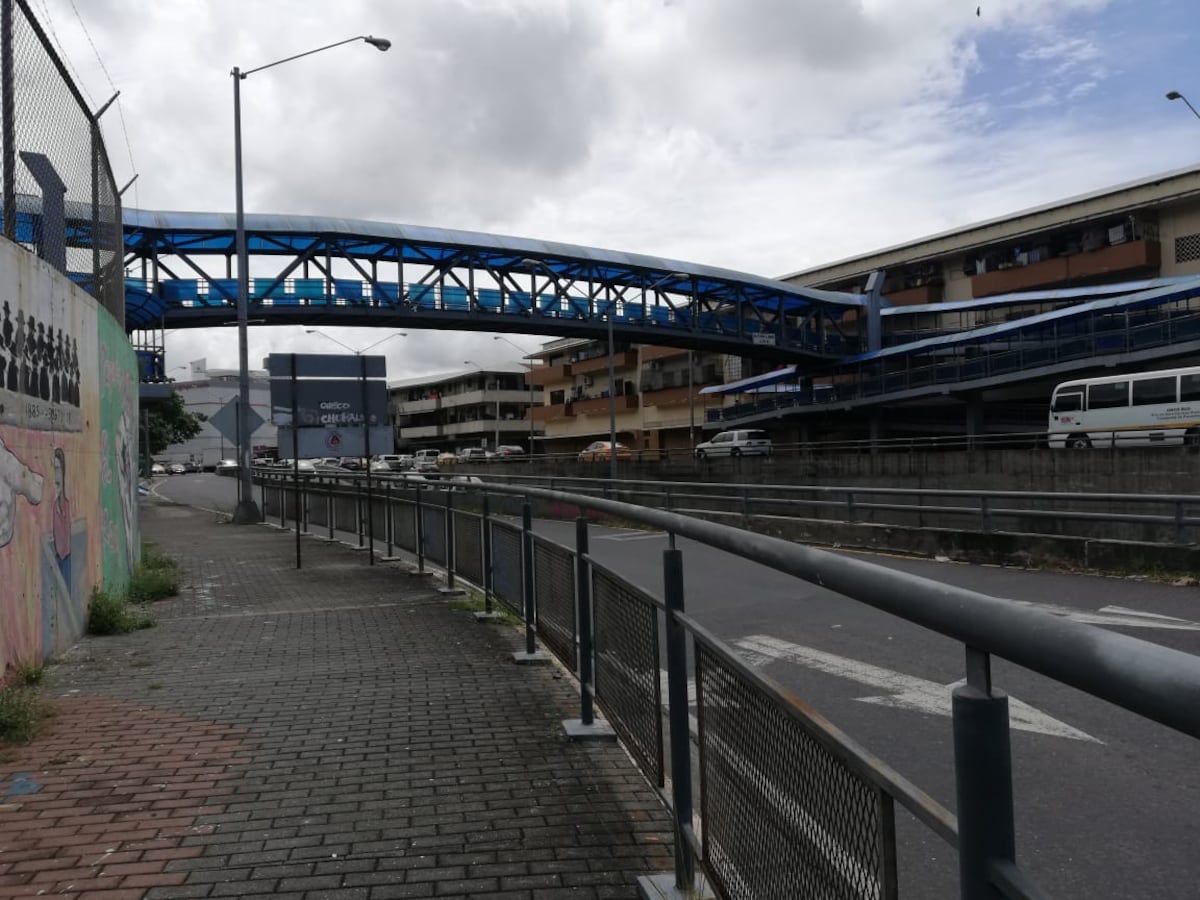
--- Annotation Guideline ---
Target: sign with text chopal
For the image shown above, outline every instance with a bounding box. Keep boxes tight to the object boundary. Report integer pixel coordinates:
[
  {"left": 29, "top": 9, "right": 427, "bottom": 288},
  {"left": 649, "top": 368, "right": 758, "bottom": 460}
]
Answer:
[{"left": 266, "top": 352, "right": 390, "bottom": 460}]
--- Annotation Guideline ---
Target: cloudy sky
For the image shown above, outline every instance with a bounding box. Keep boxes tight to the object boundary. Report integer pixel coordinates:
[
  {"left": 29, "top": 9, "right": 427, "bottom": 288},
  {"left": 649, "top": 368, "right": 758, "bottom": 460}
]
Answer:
[{"left": 34, "top": 0, "right": 1200, "bottom": 380}]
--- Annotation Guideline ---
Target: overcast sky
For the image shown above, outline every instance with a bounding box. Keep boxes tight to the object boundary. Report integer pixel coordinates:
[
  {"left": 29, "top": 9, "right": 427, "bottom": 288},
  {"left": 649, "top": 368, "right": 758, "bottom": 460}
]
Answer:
[{"left": 35, "top": 0, "right": 1200, "bottom": 381}]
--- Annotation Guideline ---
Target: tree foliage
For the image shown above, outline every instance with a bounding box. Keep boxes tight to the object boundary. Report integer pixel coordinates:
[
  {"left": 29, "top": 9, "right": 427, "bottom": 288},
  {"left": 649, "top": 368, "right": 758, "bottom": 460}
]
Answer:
[{"left": 141, "top": 391, "right": 205, "bottom": 458}]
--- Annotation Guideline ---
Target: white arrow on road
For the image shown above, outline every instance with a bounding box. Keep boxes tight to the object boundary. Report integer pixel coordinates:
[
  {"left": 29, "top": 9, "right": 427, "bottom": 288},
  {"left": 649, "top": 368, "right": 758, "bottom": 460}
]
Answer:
[
  {"left": 1003, "top": 600, "right": 1200, "bottom": 631},
  {"left": 734, "top": 635, "right": 1100, "bottom": 743}
]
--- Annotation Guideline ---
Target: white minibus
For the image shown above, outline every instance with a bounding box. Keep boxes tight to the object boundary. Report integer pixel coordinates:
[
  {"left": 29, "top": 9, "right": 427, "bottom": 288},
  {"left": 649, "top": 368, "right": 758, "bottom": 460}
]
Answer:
[{"left": 1048, "top": 365, "right": 1200, "bottom": 448}]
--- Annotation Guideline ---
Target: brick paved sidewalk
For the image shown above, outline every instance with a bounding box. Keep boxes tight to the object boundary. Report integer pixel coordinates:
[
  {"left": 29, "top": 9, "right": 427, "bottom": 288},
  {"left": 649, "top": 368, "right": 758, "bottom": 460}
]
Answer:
[{"left": 0, "top": 501, "right": 673, "bottom": 899}]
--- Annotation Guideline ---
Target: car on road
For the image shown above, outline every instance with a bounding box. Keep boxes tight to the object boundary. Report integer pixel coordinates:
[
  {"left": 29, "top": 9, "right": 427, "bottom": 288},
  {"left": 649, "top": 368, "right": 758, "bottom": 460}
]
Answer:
[
  {"left": 372, "top": 453, "right": 414, "bottom": 472},
  {"left": 215, "top": 459, "right": 239, "bottom": 476},
  {"left": 150, "top": 463, "right": 167, "bottom": 476},
  {"left": 167, "top": 463, "right": 187, "bottom": 475},
  {"left": 412, "top": 449, "right": 441, "bottom": 472},
  {"left": 457, "top": 447, "right": 493, "bottom": 463},
  {"left": 494, "top": 445, "right": 526, "bottom": 460},
  {"left": 436, "top": 452, "right": 458, "bottom": 467},
  {"left": 694, "top": 429, "right": 772, "bottom": 460},
  {"left": 578, "top": 441, "right": 631, "bottom": 463}
]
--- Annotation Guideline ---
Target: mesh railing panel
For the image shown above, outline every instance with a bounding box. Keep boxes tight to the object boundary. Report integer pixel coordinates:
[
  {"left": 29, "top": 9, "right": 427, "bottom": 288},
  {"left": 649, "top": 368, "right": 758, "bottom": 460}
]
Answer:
[
  {"left": 422, "top": 505, "right": 447, "bottom": 566},
  {"left": 306, "top": 491, "right": 329, "bottom": 529},
  {"left": 696, "top": 642, "right": 888, "bottom": 900},
  {"left": 334, "top": 494, "right": 357, "bottom": 535},
  {"left": 491, "top": 521, "right": 523, "bottom": 614},
  {"left": 6, "top": 1, "right": 123, "bottom": 324},
  {"left": 392, "top": 496, "right": 417, "bottom": 553},
  {"left": 533, "top": 536, "right": 576, "bottom": 671},
  {"left": 592, "top": 565, "right": 662, "bottom": 785},
  {"left": 453, "top": 510, "right": 482, "bottom": 584}
]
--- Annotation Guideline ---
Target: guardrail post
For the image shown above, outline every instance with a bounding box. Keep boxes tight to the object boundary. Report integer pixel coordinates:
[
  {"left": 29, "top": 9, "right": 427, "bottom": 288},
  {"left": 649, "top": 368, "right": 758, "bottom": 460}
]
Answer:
[
  {"left": 563, "top": 516, "right": 614, "bottom": 740},
  {"left": 475, "top": 492, "right": 502, "bottom": 622},
  {"left": 1174, "top": 500, "right": 1185, "bottom": 544},
  {"left": 953, "top": 646, "right": 1015, "bottom": 900},
  {"left": 260, "top": 478, "right": 266, "bottom": 519},
  {"left": 513, "top": 501, "right": 549, "bottom": 664},
  {"left": 279, "top": 479, "right": 286, "bottom": 529},
  {"left": 415, "top": 486, "right": 426, "bottom": 575},
  {"left": 439, "top": 489, "right": 462, "bottom": 595},
  {"left": 663, "top": 546, "right": 695, "bottom": 891},
  {"left": 301, "top": 480, "right": 309, "bottom": 534},
  {"left": 326, "top": 492, "right": 334, "bottom": 542},
  {"left": 846, "top": 490, "right": 858, "bottom": 523},
  {"left": 980, "top": 496, "right": 992, "bottom": 534},
  {"left": 385, "top": 481, "right": 394, "bottom": 558},
  {"left": 356, "top": 480, "right": 365, "bottom": 549}
]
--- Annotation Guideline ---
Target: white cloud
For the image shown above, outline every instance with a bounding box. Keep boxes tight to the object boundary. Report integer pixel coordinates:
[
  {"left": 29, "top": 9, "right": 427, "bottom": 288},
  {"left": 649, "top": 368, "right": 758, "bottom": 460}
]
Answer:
[{"left": 30, "top": 0, "right": 1199, "bottom": 380}]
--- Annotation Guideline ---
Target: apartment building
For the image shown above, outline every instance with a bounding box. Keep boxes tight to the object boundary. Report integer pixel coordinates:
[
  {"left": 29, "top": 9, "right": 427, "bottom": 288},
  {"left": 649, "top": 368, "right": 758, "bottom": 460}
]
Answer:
[
  {"left": 389, "top": 366, "right": 542, "bottom": 452},
  {"left": 527, "top": 337, "right": 730, "bottom": 456}
]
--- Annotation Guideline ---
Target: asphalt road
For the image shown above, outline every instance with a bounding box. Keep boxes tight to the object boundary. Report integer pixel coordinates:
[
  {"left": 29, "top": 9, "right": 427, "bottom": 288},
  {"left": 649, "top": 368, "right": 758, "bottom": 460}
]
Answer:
[{"left": 151, "top": 473, "right": 1200, "bottom": 899}]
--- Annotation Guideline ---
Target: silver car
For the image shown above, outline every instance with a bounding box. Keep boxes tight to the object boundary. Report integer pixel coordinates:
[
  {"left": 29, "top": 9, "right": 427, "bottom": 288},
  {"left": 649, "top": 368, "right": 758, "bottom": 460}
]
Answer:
[{"left": 694, "top": 429, "right": 772, "bottom": 459}]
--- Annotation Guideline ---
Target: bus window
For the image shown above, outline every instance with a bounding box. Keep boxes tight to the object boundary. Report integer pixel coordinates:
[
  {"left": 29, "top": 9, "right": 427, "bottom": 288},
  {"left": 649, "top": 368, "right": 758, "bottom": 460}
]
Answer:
[
  {"left": 1132, "top": 376, "right": 1177, "bottom": 406},
  {"left": 1087, "top": 381, "right": 1129, "bottom": 409},
  {"left": 1051, "top": 391, "right": 1082, "bottom": 412},
  {"left": 1183, "top": 374, "right": 1200, "bottom": 402}
]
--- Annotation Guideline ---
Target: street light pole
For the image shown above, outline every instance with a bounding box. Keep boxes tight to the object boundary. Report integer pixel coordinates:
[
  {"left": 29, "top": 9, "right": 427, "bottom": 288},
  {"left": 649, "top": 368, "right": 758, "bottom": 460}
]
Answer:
[
  {"left": 1166, "top": 90, "right": 1200, "bottom": 121},
  {"left": 607, "top": 305, "right": 617, "bottom": 482},
  {"left": 229, "top": 34, "right": 390, "bottom": 525}
]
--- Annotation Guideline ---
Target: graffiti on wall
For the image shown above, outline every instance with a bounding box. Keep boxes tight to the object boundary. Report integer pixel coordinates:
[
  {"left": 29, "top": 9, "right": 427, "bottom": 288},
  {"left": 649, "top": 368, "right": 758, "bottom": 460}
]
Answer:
[{"left": 0, "top": 242, "right": 134, "bottom": 672}]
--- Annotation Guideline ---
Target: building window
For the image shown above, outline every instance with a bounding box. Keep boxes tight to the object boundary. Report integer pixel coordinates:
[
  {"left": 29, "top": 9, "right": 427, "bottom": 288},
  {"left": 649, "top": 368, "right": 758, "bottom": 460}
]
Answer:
[{"left": 1176, "top": 233, "right": 1200, "bottom": 264}]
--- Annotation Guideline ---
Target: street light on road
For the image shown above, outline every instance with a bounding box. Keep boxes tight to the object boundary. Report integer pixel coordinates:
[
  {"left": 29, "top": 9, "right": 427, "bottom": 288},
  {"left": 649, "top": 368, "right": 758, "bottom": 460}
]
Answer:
[
  {"left": 493, "top": 335, "right": 538, "bottom": 454},
  {"left": 304, "top": 329, "right": 408, "bottom": 356},
  {"left": 1166, "top": 90, "right": 1200, "bottom": 121},
  {"left": 230, "top": 33, "right": 391, "bottom": 525}
]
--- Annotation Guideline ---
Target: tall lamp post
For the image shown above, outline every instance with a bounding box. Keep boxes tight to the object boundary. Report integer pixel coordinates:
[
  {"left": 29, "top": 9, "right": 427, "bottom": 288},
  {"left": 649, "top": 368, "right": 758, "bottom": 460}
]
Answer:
[
  {"left": 493, "top": 335, "right": 537, "bottom": 454},
  {"left": 230, "top": 33, "right": 391, "bottom": 524},
  {"left": 1166, "top": 90, "right": 1200, "bottom": 121}
]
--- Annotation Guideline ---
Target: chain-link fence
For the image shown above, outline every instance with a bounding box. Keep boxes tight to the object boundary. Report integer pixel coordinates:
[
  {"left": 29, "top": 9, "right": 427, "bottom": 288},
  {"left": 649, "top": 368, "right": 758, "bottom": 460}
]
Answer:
[{"left": 2, "top": 0, "right": 124, "bottom": 325}]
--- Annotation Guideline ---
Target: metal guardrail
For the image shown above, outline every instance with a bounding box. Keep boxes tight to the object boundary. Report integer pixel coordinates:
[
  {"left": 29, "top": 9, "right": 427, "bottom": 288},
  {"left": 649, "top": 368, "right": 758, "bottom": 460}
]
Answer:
[
  {"left": 434, "top": 471, "right": 1200, "bottom": 547},
  {"left": 253, "top": 470, "right": 1200, "bottom": 899}
]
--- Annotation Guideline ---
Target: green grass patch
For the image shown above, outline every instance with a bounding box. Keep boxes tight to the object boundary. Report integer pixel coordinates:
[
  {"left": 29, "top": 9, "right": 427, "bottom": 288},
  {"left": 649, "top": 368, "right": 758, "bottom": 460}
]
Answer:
[
  {"left": 88, "top": 586, "right": 156, "bottom": 636},
  {"left": 125, "top": 543, "right": 181, "bottom": 603},
  {"left": 12, "top": 661, "right": 44, "bottom": 686},
  {"left": 0, "top": 684, "right": 48, "bottom": 743}
]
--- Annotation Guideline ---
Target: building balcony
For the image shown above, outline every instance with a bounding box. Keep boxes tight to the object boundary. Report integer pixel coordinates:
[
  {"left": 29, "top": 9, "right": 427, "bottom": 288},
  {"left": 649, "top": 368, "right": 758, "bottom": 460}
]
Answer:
[
  {"left": 393, "top": 397, "right": 440, "bottom": 414},
  {"left": 642, "top": 385, "right": 700, "bottom": 409},
  {"left": 640, "top": 345, "right": 690, "bottom": 362},
  {"left": 531, "top": 402, "right": 575, "bottom": 421},
  {"left": 571, "top": 351, "right": 638, "bottom": 375},
  {"left": 398, "top": 424, "right": 442, "bottom": 439},
  {"left": 884, "top": 284, "right": 943, "bottom": 306},
  {"left": 527, "top": 363, "right": 571, "bottom": 386},
  {"left": 971, "top": 239, "right": 1161, "bottom": 297},
  {"left": 572, "top": 393, "right": 639, "bottom": 416}
]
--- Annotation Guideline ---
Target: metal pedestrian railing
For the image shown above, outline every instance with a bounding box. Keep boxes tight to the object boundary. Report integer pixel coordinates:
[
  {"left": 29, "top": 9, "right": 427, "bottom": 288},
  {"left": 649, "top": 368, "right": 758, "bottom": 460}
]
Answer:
[{"left": 253, "top": 469, "right": 1200, "bottom": 900}]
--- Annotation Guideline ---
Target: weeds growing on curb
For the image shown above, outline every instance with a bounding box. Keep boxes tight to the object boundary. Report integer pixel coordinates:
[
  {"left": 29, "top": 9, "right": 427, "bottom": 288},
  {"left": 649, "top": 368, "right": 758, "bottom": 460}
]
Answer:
[
  {"left": 0, "top": 683, "right": 47, "bottom": 743},
  {"left": 87, "top": 587, "right": 156, "bottom": 636},
  {"left": 12, "top": 661, "right": 44, "bottom": 686},
  {"left": 126, "top": 543, "right": 181, "bottom": 603}
]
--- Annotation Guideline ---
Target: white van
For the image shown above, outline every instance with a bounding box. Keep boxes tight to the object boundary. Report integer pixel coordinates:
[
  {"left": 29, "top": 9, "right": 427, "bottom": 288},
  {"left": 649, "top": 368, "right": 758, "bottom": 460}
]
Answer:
[{"left": 412, "top": 449, "right": 440, "bottom": 471}]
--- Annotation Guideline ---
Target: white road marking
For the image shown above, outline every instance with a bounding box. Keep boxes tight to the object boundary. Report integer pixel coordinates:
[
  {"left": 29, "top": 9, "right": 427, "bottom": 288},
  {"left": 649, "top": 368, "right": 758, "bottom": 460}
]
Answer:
[
  {"left": 1003, "top": 600, "right": 1200, "bottom": 631},
  {"left": 734, "top": 635, "right": 1100, "bottom": 743},
  {"left": 594, "top": 531, "right": 667, "bottom": 542}
]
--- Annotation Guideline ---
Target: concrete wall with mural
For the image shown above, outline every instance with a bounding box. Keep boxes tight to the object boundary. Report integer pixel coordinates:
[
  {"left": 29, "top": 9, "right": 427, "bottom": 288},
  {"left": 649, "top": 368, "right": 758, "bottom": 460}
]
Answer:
[{"left": 0, "top": 239, "right": 138, "bottom": 675}]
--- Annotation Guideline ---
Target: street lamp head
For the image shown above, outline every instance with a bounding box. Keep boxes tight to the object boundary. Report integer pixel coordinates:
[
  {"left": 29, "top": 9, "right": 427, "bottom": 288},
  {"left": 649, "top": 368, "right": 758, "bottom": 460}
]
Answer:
[
  {"left": 1167, "top": 91, "right": 1183, "bottom": 100},
  {"left": 363, "top": 35, "right": 391, "bottom": 51}
]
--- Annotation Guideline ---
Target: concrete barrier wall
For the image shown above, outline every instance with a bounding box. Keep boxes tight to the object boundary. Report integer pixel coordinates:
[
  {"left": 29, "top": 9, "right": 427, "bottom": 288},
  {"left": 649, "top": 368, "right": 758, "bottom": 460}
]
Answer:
[{"left": 0, "top": 241, "right": 139, "bottom": 674}]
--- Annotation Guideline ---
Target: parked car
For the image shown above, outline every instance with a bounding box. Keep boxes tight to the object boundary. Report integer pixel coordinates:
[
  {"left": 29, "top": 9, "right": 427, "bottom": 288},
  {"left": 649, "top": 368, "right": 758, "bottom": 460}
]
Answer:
[
  {"left": 373, "top": 453, "right": 414, "bottom": 472},
  {"left": 693, "top": 429, "right": 772, "bottom": 459},
  {"left": 578, "top": 441, "right": 632, "bottom": 463},
  {"left": 457, "top": 447, "right": 493, "bottom": 463},
  {"left": 167, "top": 463, "right": 186, "bottom": 475},
  {"left": 150, "top": 462, "right": 167, "bottom": 476},
  {"left": 215, "top": 459, "right": 239, "bottom": 476}
]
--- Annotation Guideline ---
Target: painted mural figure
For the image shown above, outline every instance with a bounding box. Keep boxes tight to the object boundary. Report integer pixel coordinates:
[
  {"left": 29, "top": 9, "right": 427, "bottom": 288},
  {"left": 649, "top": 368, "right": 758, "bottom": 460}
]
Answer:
[
  {"left": 0, "top": 434, "right": 44, "bottom": 548},
  {"left": 51, "top": 447, "right": 71, "bottom": 585}
]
